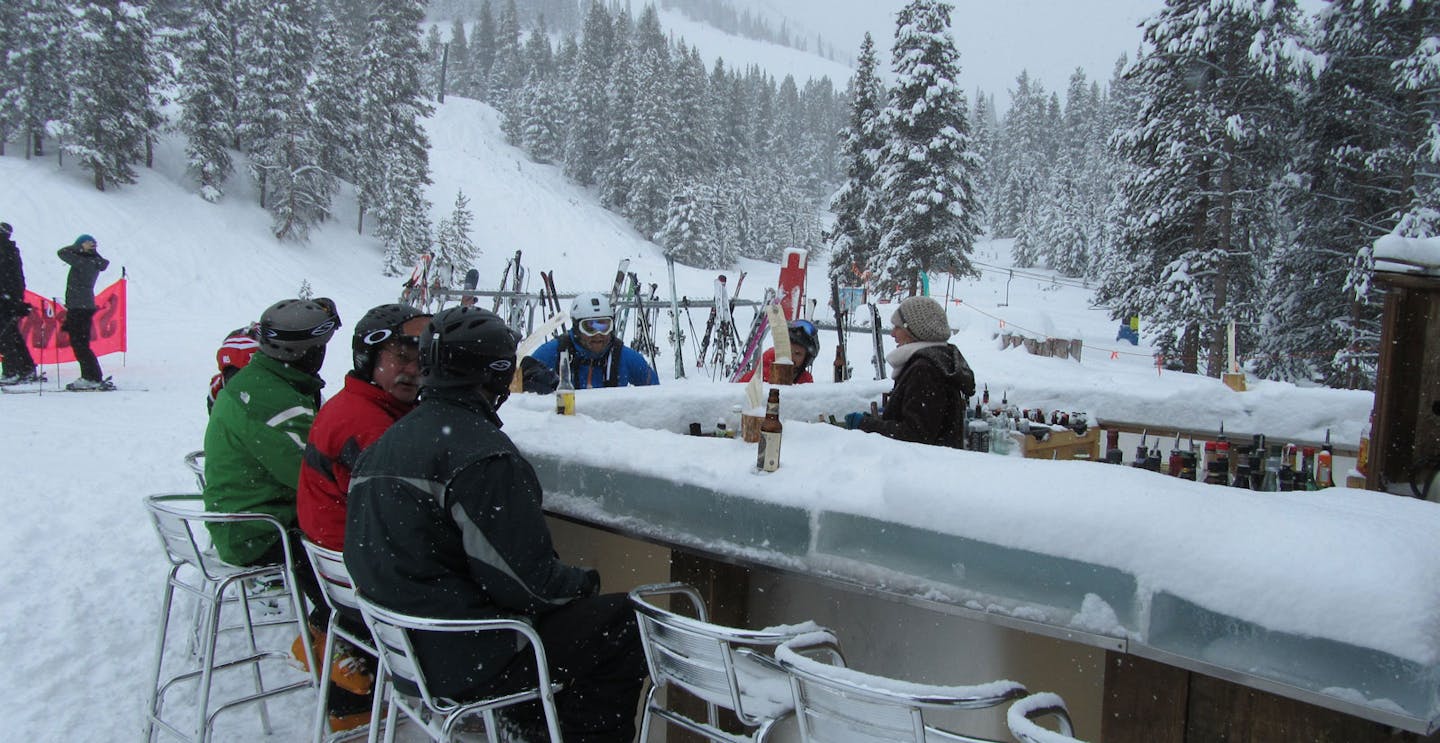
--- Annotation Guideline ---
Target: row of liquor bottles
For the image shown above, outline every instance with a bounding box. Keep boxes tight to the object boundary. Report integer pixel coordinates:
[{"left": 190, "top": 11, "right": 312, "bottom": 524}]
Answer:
[{"left": 1113, "top": 428, "right": 1340, "bottom": 490}]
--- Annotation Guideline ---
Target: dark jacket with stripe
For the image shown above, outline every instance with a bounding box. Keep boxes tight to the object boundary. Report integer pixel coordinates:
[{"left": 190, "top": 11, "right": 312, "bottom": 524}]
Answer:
[
  {"left": 298, "top": 373, "right": 414, "bottom": 551},
  {"left": 345, "top": 388, "right": 599, "bottom": 698}
]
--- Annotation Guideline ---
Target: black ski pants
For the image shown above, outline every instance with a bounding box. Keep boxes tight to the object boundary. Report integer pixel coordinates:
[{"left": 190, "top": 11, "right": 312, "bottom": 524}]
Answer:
[
  {"left": 459, "top": 593, "right": 648, "bottom": 743},
  {"left": 63, "top": 308, "right": 103, "bottom": 382},
  {"left": 0, "top": 313, "right": 35, "bottom": 377}
]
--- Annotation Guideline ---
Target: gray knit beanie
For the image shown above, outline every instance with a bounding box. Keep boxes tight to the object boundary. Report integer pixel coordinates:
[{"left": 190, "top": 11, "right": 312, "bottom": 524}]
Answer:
[{"left": 891, "top": 296, "right": 951, "bottom": 343}]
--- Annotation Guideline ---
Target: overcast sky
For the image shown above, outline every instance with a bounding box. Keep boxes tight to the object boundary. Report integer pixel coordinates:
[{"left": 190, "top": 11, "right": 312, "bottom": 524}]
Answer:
[{"left": 742, "top": 0, "right": 1164, "bottom": 99}]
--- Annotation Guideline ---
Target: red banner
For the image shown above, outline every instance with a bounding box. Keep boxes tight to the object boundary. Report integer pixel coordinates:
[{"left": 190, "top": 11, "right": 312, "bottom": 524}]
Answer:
[{"left": 6, "top": 279, "right": 128, "bottom": 365}]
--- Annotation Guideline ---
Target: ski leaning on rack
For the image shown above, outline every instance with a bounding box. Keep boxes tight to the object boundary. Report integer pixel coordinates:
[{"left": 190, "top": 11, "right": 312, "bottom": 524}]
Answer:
[
  {"left": 696, "top": 274, "right": 725, "bottom": 372},
  {"left": 868, "top": 303, "right": 886, "bottom": 380},
  {"left": 666, "top": 257, "right": 685, "bottom": 379},
  {"left": 626, "top": 272, "right": 659, "bottom": 371},
  {"left": 831, "top": 276, "right": 851, "bottom": 382},
  {"left": 730, "top": 288, "right": 777, "bottom": 382}
]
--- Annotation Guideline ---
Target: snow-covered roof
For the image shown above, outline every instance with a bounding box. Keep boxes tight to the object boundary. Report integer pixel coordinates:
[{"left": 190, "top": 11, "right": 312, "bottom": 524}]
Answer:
[{"left": 1374, "top": 234, "right": 1440, "bottom": 275}]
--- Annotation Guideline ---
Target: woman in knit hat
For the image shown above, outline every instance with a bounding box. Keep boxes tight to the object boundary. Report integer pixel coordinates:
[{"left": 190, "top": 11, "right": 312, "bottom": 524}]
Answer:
[
  {"left": 845, "top": 295, "right": 975, "bottom": 447},
  {"left": 57, "top": 234, "right": 112, "bottom": 390}
]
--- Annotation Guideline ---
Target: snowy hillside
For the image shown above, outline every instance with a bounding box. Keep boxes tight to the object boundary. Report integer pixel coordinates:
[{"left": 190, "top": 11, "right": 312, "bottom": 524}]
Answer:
[{"left": 0, "top": 91, "right": 1382, "bottom": 741}]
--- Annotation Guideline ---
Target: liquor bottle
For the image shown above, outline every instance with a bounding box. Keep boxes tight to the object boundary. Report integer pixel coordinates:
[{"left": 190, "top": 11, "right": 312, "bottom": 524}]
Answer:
[
  {"left": 1316, "top": 430, "right": 1334, "bottom": 488},
  {"left": 1134, "top": 430, "right": 1150, "bottom": 467},
  {"left": 756, "top": 388, "right": 783, "bottom": 472},
  {"left": 1357, "top": 418, "right": 1372, "bottom": 476},
  {"left": 1107, "top": 429, "right": 1125, "bottom": 465},
  {"left": 1301, "top": 447, "right": 1317, "bottom": 490},
  {"left": 555, "top": 353, "right": 575, "bottom": 415},
  {"left": 1167, "top": 434, "right": 1184, "bottom": 477},
  {"left": 982, "top": 384, "right": 990, "bottom": 406},
  {"left": 1278, "top": 444, "right": 1297, "bottom": 491}
]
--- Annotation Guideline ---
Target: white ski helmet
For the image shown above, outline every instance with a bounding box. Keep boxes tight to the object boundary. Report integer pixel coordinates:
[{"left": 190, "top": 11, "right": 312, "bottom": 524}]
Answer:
[{"left": 570, "top": 292, "right": 613, "bottom": 321}]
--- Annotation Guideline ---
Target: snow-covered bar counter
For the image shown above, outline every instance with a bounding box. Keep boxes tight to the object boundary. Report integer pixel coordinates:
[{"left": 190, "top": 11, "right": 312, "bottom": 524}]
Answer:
[{"left": 502, "top": 383, "right": 1440, "bottom": 735}]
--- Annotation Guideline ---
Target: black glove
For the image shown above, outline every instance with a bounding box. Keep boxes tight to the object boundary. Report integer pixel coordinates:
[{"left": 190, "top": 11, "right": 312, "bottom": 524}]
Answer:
[{"left": 520, "top": 356, "right": 559, "bottom": 394}]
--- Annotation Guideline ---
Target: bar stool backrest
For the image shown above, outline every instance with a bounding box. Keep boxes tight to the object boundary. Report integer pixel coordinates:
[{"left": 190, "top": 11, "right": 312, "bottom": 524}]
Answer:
[
  {"left": 1007, "top": 692, "right": 1080, "bottom": 743},
  {"left": 629, "top": 582, "right": 833, "bottom": 727},
  {"left": 776, "top": 635, "right": 1030, "bottom": 743},
  {"left": 302, "top": 540, "right": 362, "bottom": 616},
  {"left": 144, "top": 493, "right": 287, "bottom": 581},
  {"left": 184, "top": 450, "right": 206, "bottom": 491}
]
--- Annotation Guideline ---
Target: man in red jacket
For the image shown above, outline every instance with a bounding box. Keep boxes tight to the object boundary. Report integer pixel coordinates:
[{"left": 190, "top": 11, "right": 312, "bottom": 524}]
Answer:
[{"left": 296, "top": 303, "right": 428, "bottom": 730}]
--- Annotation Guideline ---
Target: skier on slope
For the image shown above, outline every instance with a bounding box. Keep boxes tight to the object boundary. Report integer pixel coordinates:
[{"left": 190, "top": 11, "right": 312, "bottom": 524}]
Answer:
[
  {"left": 0, "top": 222, "right": 42, "bottom": 386},
  {"left": 529, "top": 292, "right": 659, "bottom": 388},
  {"left": 736, "top": 319, "right": 821, "bottom": 385},
  {"left": 57, "top": 234, "right": 112, "bottom": 390},
  {"left": 844, "top": 295, "right": 975, "bottom": 448}
]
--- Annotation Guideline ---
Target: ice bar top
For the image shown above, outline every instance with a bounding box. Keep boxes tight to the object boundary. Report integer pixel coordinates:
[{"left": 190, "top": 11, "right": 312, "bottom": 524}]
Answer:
[{"left": 500, "top": 383, "right": 1435, "bottom": 670}]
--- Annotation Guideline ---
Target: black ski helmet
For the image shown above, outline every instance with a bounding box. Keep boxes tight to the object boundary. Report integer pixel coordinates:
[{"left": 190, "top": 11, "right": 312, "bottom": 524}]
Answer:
[
  {"left": 420, "top": 306, "right": 521, "bottom": 403},
  {"left": 0, "top": 222, "right": 12, "bottom": 239},
  {"left": 257, "top": 298, "right": 341, "bottom": 362},
  {"left": 788, "top": 320, "right": 820, "bottom": 373},
  {"left": 352, "top": 303, "right": 427, "bottom": 381}
]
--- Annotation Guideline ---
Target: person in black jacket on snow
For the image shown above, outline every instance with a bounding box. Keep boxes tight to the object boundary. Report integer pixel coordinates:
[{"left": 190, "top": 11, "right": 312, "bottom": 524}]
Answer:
[
  {"left": 57, "top": 233, "right": 112, "bottom": 390},
  {"left": 846, "top": 295, "right": 975, "bottom": 447},
  {"left": 0, "top": 222, "right": 42, "bottom": 385},
  {"left": 346, "top": 306, "right": 647, "bottom": 743}
]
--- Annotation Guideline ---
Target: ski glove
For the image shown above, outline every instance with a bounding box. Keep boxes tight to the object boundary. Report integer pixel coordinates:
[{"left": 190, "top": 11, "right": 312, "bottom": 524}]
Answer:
[
  {"left": 520, "top": 356, "right": 559, "bottom": 394},
  {"left": 844, "top": 412, "right": 867, "bottom": 430}
]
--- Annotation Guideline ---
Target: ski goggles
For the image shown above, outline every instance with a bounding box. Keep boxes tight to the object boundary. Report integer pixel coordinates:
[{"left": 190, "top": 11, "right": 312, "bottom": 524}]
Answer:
[
  {"left": 577, "top": 317, "right": 614, "bottom": 337},
  {"left": 790, "top": 319, "right": 818, "bottom": 337}
]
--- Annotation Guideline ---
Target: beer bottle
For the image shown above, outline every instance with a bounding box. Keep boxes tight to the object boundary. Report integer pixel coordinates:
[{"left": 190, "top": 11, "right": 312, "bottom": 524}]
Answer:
[
  {"left": 756, "top": 388, "right": 783, "bottom": 472},
  {"left": 555, "top": 352, "right": 575, "bottom": 415}
]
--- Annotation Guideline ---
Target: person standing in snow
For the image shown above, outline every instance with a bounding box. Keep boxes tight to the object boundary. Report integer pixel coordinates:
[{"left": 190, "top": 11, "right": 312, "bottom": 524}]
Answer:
[
  {"left": 346, "top": 306, "right": 647, "bottom": 742},
  {"left": 736, "top": 319, "right": 822, "bottom": 384},
  {"left": 57, "top": 234, "right": 112, "bottom": 390},
  {"left": 845, "top": 295, "right": 975, "bottom": 447},
  {"left": 529, "top": 292, "right": 659, "bottom": 388},
  {"left": 0, "top": 223, "right": 42, "bottom": 386}
]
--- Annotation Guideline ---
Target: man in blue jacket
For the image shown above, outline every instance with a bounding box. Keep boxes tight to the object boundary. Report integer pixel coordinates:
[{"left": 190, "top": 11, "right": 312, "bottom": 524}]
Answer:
[{"left": 529, "top": 292, "right": 659, "bottom": 388}]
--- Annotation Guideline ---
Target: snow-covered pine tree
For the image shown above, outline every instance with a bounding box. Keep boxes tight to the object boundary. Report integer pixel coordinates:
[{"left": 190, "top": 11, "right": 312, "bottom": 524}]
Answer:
[
  {"left": 1256, "top": 0, "right": 1437, "bottom": 389},
  {"left": 423, "top": 25, "right": 444, "bottom": 99},
  {"left": 871, "top": 0, "right": 982, "bottom": 291},
  {"left": 711, "top": 60, "right": 746, "bottom": 171},
  {"left": 258, "top": 95, "right": 333, "bottom": 241},
  {"left": 176, "top": 0, "right": 239, "bottom": 202},
  {"left": 236, "top": 0, "right": 314, "bottom": 206},
  {"left": 1038, "top": 67, "right": 1102, "bottom": 277},
  {"left": 992, "top": 71, "right": 1049, "bottom": 241},
  {"left": 621, "top": 6, "right": 678, "bottom": 237},
  {"left": 671, "top": 45, "right": 715, "bottom": 178},
  {"left": 3, "top": 0, "right": 70, "bottom": 159},
  {"left": 471, "top": 0, "right": 497, "bottom": 100},
  {"left": 561, "top": 0, "right": 613, "bottom": 186},
  {"left": 655, "top": 183, "right": 713, "bottom": 266},
  {"left": 1089, "top": 53, "right": 1140, "bottom": 285},
  {"left": 598, "top": 6, "right": 638, "bottom": 213},
  {"left": 65, "top": 0, "right": 162, "bottom": 191},
  {"left": 491, "top": 0, "right": 527, "bottom": 143},
  {"left": 434, "top": 189, "right": 479, "bottom": 270},
  {"left": 447, "top": 17, "right": 471, "bottom": 97},
  {"left": 797, "top": 76, "right": 841, "bottom": 198},
  {"left": 356, "top": 0, "right": 434, "bottom": 274},
  {"left": 826, "top": 32, "right": 886, "bottom": 287},
  {"left": 311, "top": 7, "right": 362, "bottom": 188},
  {"left": 518, "top": 17, "right": 564, "bottom": 163},
  {"left": 1100, "top": 0, "right": 1304, "bottom": 376}
]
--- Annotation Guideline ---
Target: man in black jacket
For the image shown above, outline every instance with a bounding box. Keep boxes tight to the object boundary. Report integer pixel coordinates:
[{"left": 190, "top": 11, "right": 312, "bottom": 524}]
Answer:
[
  {"left": 346, "top": 306, "right": 646, "bottom": 742},
  {"left": 57, "top": 233, "right": 112, "bottom": 390},
  {"left": 0, "top": 223, "right": 42, "bottom": 385}
]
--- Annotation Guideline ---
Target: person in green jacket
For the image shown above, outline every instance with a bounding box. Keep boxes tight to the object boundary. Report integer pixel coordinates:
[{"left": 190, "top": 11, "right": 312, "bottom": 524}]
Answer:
[{"left": 203, "top": 298, "right": 340, "bottom": 565}]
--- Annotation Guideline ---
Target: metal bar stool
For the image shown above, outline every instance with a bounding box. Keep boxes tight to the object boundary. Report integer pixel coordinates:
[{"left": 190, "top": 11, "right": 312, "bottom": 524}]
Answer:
[
  {"left": 629, "top": 582, "right": 844, "bottom": 743},
  {"left": 143, "top": 493, "right": 317, "bottom": 743},
  {"left": 355, "top": 594, "right": 564, "bottom": 743},
  {"left": 775, "top": 633, "right": 1030, "bottom": 743},
  {"left": 1007, "top": 692, "right": 1080, "bottom": 742},
  {"left": 303, "top": 539, "right": 387, "bottom": 743},
  {"left": 183, "top": 451, "right": 206, "bottom": 491}
]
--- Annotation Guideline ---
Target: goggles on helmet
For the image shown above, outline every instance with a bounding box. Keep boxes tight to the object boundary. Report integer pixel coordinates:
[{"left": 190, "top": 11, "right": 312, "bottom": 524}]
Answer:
[
  {"left": 790, "top": 319, "right": 818, "bottom": 337},
  {"left": 577, "top": 317, "right": 614, "bottom": 337}
]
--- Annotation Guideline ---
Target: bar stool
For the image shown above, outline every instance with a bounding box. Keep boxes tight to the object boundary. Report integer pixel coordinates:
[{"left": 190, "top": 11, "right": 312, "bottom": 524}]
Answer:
[
  {"left": 143, "top": 493, "right": 317, "bottom": 743},
  {"left": 355, "top": 594, "right": 564, "bottom": 743},
  {"left": 1007, "top": 692, "right": 1081, "bottom": 742},
  {"left": 302, "top": 539, "right": 387, "bottom": 743},
  {"left": 183, "top": 451, "right": 206, "bottom": 491},
  {"left": 775, "top": 633, "right": 1032, "bottom": 743},
  {"left": 629, "top": 582, "right": 844, "bottom": 743}
]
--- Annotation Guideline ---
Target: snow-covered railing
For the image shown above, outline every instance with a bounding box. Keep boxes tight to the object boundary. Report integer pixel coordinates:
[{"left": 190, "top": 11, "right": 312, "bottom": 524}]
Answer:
[{"left": 502, "top": 387, "right": 1440, "bottom": 733}]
